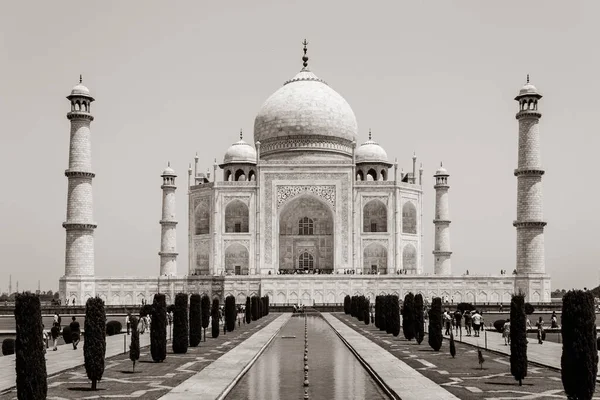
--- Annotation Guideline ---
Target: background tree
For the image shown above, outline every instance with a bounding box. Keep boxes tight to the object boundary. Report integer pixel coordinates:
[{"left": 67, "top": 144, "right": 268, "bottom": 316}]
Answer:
[
  {"left": 375, "top": 296, "right": 381, "bottom": 329},
  {"left": 265, "top": 295, "right": 270, "bottom": 315},
  {"left": 129, "top": 316, "right": 140, "bottom": 372},
  {"left": 251, "top": 296, "right": 258, "bottom": 321},
  {"left": 150, "top": 293, "right": 167, "bottom": 362},
  {"left": 211, "top": 298, "right": 220, "bottom": 338},
  {"left": 414, "top": 293, "right": 425, "bottom": 344},
  {"left": 363, "top": 298, "right": 370, "bottom": 325},
  {"left": 172, "top": 293, "right": 188, "bottom": 354},
  {"left": 524, "top": 302, "right": 535, "bottom": 316},
  {"left": 385, "top": 296, "right": 394, "bottom": 334},
  {"left": 225, "top": 295, "right": 236, "bottom": 332},
  {"left": 84, "top": 296, "right": 106, "bottom": 390},
  {"left": 357, "top": 296, "right": 364, "bottom": 322},
  {"left": 428, "top": 297, "right": 443, "bottom": 351},
  {"left": 201, "top": 295, "right": 210, "bottom": 342},
  {"left": 14, "top": 292, "right": 47, "bottom": 399},
  {"left": 510, "top": 293, "right": 527, "bottom": 386},
  {"left": 402, "top": 293, "right": 416, "bottom": 340},
  {"left": 390, "top": 295, "right": 401, "bottom": 337},
  {"left": 561, "top": 290, "right": 598, "bottom": 400},
  {"left": 344, "top": 295, "right": 351, "bottom": 315},
  {"left": 378, "top": 296, "right": 387, "bottom": 332},
  {"left": 245, "top": 296, "right": 251, "bottom": 324},
  {"left": 189, "top": 294, "right": 202, "bottom": 347}
]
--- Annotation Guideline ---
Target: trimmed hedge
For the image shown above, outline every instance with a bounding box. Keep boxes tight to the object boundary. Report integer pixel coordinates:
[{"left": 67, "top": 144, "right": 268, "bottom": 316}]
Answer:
[
  {"left": 245, "top": 297, "right": 251, "bottom": 324},
  {"left": 414, "top": 293, "right": 425, "bottom": 344},
  {"left": 150, "top": 294, "right": 167, "bottom": 362},
  {"left": 14, "top": 292, "right": 47, "bottom": 399},
  {"left": 225, "top": 296, "right": 236, "bottom": 332},
  {"left": 402, "top": 293, "right": 415, "bottom": 341},
  {"left": 189, "top": 294, "right": 202, "bottom": 347},
  {"left": 201, "top": 295, "right": 210, "bottom": 341},
  {"left": 390, "top": 295, "right": 401, "bottom": 337},
  {"left": 211, "top": 298, "right": 220, "bottom": 339},
  {"left": 84, "top": 296, "right": 106, "bottom": 390},
  {"left": 344, "top": 295, "right": 351, "bottom": 315},
  {"left": 129, "top": 316, "right": 140, "bottom": 372},
  {"left": 62, "top": 326, "right": 72, "bottom": 344},
  {"left": 172, "top": 293, "right": 188, "bottom": 354},
  {"left": 510, "top": 294, "right": 527, "bottom": 386},
  {"left": 428, "top": 297, "right": 443, "bottom": 351},
  {"left": 2, "top": 338, "right": 15, "bottom": 356},
  {"left": 106, "top": 320, "right": 122, "bottom": 336}
]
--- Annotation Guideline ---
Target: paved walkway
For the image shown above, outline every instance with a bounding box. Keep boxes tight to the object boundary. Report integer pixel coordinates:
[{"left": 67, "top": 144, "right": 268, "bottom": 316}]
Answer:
[
  {"left": 159, "top": 313, "right": 291, "bottom": 400},
  {"left": 0, "top": 332, "right": 150, "bottom": 393},
  {"left": 323, "top": 313, "right": 458, "bottom": 400}
]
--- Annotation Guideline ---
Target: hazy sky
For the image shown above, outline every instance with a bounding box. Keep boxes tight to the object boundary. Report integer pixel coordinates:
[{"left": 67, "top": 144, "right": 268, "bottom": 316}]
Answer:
[{"left": 0, "top": 1, "right": 597, "bottom": 293}]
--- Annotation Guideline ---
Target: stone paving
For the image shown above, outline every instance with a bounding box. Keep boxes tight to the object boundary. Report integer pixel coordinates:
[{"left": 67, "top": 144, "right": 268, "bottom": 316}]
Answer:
[
  {"left": 323, "top": 313, "right": 459, "bottom": 400},
  {"left": 0, "top": 314, "right": 278, "bottom": 400},
  {"left": 333, "top": 313, "right": 590, "bottom": 400},
  {"left": 159, "top": 313, "right": 290, "bottom": 400}
]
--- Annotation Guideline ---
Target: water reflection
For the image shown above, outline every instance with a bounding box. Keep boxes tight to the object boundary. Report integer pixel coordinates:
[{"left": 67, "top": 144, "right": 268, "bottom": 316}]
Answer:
[{"left": 226, "top": 314, "right": 388, "bottom": 400}]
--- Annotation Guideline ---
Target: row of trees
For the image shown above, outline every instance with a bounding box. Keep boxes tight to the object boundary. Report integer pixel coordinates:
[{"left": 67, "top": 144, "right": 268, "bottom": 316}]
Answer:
[{"left": 345, "top": 295, "right": 370, "bottom": 324}]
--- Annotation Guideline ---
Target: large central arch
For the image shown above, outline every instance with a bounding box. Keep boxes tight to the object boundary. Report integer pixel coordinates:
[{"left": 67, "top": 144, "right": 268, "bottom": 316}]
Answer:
[{"left": 278, "top": 194, "right": 334, "bottom": 273}]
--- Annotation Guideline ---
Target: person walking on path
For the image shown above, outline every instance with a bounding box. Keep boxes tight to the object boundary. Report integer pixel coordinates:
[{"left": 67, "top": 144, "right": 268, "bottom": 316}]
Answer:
[
  {"left": 472, "top": 310, "right": 482, "bottom": 337},
  {"left": 69, "top": 316, "right": 81, "bottom": 350},
  {"left": 125, "top": 313, "right": 131, "bottom": 335},
  {"left": 536, "top": 317, "right": 545, "bottom": 344},
  {"left": 502, "top": 318, "right": 511, "bottom": 345},
  {"left": 464, "top": 311, "right": 472, "bottom": 336},
  {"left": 42, "top": 325, "right": 48, "bottom": 355},
  {"left": 53, "top": 312, "right": 61, "bottom": 329},
  {"left": 443, "top": 311, "right": 451, "bottom": 336},
  {"left": 550, "top": 311, "right": 558, "bottom": 329},
  {"left": 454, "top": 309, "right": 463, "bottom": 336},
  {"left": 50, "top": 323, "right": 60, "bottom": 351}
]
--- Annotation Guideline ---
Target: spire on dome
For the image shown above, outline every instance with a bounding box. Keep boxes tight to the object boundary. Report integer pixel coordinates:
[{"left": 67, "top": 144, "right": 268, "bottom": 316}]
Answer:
[
  {"left": 440, "top": 161, "right": 443, "bottom": 167},
  {"left": 526, "top": 74, "right": 530, "bottom": 84},
  {"left": 368, "top": 128, "right": 372, "bottom": 140},
  {"left": 302, "top": 39, "right": 309, "bottom": 69},
  {"left": 240, "top": 129, "right": 243, "bottom": 140},
  {"left": 79, "top": 74, "right": 83, "bottom": 84}
]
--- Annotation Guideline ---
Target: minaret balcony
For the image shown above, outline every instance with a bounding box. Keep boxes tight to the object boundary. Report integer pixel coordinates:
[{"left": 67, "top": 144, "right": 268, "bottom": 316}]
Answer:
[
  {"left": 433, "top": 219, "right": 451, "bottom": 224},
  {"left": 514, "top": 168, "right": 545, "bottom": 177},
  {"left": 159, "top": 220, "right": 178, "bottom": 226},
  {"left": 515, "top": 111, "right": 542, "bottom": 120},
  {"left": 158, "top": 251, "right": 179, "bottom": 257},
  {"left": 62, "top": 222, "right": 97, "bottom": 230},
  {"left": 432, "top": 250, "right": 452, "bottom": 256},
  {"left": 160, "top": 184, "right": 177, "bottom": 189},
  {"left": 513, "top": 220, "right": 547, "bottom": 228},
  {"left": 65, "top": 170, "right": 95, "bottom": 178},
  {"left": 67, "top": 111, "right": 94, "bottom": 121}
]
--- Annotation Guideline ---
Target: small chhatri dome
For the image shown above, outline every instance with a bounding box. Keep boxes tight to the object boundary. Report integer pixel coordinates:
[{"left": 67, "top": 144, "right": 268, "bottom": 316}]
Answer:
[
  {"left": 70, "top": 74, "right": 91, "bottom": 96},
  {"left": 355, "top": 129, "right": 389, "bottom": 163},
  {"left": 162, "top": 161, "right": 176, "bottom": 176},
  {"left": 223, "top": 130, "right": 257, "bottom": 164},
  {"left": 518, "top": 74, "right": 540, "bottom": 97},
  {"left": 435, "top": 162, "right": 448, "bottom": 176}
]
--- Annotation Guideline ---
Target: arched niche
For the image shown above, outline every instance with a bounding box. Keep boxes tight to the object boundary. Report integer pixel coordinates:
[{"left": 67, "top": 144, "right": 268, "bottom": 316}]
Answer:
[
  {"left": 363, "top": 243, "right": 387, "bottom": 274},
  {"left": 195, "top": 202, "right": 210, "bottom": 235},
  {"left": 235, "top": 169, "right": 246, "bottom": 181},
  {"left": 248, "top": 170, "right": 256, "bottom": 181},
  {"left": 224, "top": 243, "right": 249, "bottom": 275},
  {"left": 224, "top": 170, "right": 232, "bottom": 181},
  {"left": 363, "top": 199, "right": 387, "bottom": 232},
  {"left": 278, "top": 195, "right": 334, "bottom": 273},
  {"left": 366, "top": 168, "right": 377, "bottom": 181},
  {"left": 225, "top": 200, "right": 249, "bottom": 233},
  {"left": 402, "top": 243, "right": 417, "bottom": 271},
  {"left": 402, "top": 202, "right": 417, "bottom": 234},
  {"left": 356, "top": 170, "right": 364, "bottom": 181}
]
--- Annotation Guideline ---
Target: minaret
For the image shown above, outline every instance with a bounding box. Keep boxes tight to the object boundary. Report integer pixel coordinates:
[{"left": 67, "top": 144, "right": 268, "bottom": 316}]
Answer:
[
  {"left": 159, "top": 163, "right": 178, "bottom": 276},
  {"left": 514, "top": 76, "right": 546, "bottom": 279},
  {"left": 433, "top": 163, "right": 452, "bottom": 275},
  {"left": 63, "top": 76, "right": 97, "bottom": 277}
]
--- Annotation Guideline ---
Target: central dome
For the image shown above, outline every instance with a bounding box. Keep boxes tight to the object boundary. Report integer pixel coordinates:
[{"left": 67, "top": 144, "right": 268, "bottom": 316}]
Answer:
[{"left": 253, "top": 66, "right": 358, "bottom": 160}]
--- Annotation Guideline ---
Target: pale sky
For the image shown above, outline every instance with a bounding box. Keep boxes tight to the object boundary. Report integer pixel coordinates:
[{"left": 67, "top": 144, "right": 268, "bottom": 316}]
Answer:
[{"left": 0, "top": 0, "right": 597, "bottom": 293}]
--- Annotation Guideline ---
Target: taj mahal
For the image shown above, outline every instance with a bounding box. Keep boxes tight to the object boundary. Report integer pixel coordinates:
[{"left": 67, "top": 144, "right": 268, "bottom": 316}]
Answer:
[{"left": 59, "top": 42, "right": 551, "bottom": 306}]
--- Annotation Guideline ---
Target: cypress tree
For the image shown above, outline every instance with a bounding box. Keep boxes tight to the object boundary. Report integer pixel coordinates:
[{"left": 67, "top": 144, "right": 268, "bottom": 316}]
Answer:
[
  {"left": 357, "top": 296, "right": 364, "bottom": 322},
  {"left": 251, "top": 296, "right": 258, "bottom": 321},
  {"left": 258, "top": 296, "right": 263, "bottom": 319},
  {"left": 449, "top": 332, "right": 456, "bottom": 358},
  {"left": 428, "top": 297, "right": 443, "bottom": 351},
  {"left": 561, "top": 290, "right": 598, "bottom": 400},
  {"left": 201, "top": 295, "right": 210, "bottom": 342},
  {"left": 129, "top": 316, "right": 140, "bottom": 372},
  {"left": 390, "top": 295, "right": 401, "bottom": 337},
  {"left": 265, "top": 295, "right": 270, "bottom": 315},
  {"left": 344, "top": 295, "right": 351, "bottom": 315},
  {"left": 172, "top": 293, "right": 188, "bottom": 354},
  {"left": 189, "top": 294, "right": 202, "bottom": 347},
  {"left": 84, "top": 297, "right": 106, "bottom": 390},
  {"left": 225, "top": 296, "right": 236, "bottom": 332},
  {"left": 510, "top": 293, "right": 528, "bottom": 386},
  {"left": 379, "top": 296, "right": 387, "bottom": 332},
  {"left": 363, "top": 298, "right": 370, "bottom": 325},
  {"left": 245, "top": 296, "right": 252, "bottom": 324},
  {"left": 402, "top": 292, "right": 416, "bottom": 340},
  {"left": 211, "top": 298, "right": 220, "bottom": 338},
  {"left": 150, "top": 293, "right": 167, "bottom": 362},
  {"left": 375, "top": 296, "right": 381, "bottom": 329},
  {"left": 414, "top": 293, "right": 425, "bottom": 344},
  {"left": 385, "top": 295, "right": 394, "bottom": 334},
  {"left": 14, "top": 292, "right": 47, "bottom": 399}
]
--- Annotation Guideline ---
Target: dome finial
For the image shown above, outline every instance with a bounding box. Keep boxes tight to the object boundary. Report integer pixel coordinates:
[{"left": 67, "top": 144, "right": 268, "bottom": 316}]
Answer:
[
  {"left": 526, "top": 74, "right": 530, "bottom": 84},
  {"left": 240, "top": 128, "right": 243, "bottom": 140},
  {"left": 440, "top": 161, "right": 443, "bottom": 167},
  {"left": 368, "top": 128, "right": 372, "bottom": 140},
  {"left": 79, "top": 74, "right": 82, "bottom": 84},
  {"left": 302, "top": 39, "right": 309, "bottom": 69},
  {"left": 168, "top": 161, "right": 171, "bottom": 167}
]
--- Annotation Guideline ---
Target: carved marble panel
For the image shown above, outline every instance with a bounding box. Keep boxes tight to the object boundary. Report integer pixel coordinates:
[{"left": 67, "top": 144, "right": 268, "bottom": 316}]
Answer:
[{"left": 277, "top": 185, "right": 336, "bottom": 210}]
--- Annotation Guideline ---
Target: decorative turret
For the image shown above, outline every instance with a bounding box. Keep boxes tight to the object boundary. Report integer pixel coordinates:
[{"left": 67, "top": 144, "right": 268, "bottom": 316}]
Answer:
[
  {"left": 219, "top": 130, "right": 257, "bottom": 182},
  {"left": 355, "top": 129, "right": 392, "bottom": 181},
  {"left": 433, "top": 163, "right": 452, "bottom": 275},
  {"left": 159, "top": 163, "right": 178, "bottom": 276},
  {"left": 514, "top": 75, "right": 546, "bottom": 277},
  {"left": 63, "top": 76, "right": 97, "bottom": 279}
]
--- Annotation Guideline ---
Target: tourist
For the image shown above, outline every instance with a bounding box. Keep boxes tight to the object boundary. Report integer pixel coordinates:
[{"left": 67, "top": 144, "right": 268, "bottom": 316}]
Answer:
[
  {"left": 69, "top": 316, "right": 80, "bottom": 350},
  {"left": 443, "top": 310, "right": 451, "bottom": 335},
  {"left": 536, "top": 317, "right": 545, "bottom": 344},
  {"left": 50, "top": 323, "right": 60, "bottom": 351},
  {"left": 502, "top": 318, "right": 511, "bottom": 345},
  {"left": 472, "top": 310, "right": 482, "bottom": 337},
  {"left": 42, "top": 324, "right": 48, "bottom": 354},
  {"left": 464, "top": 310, "right": 472, "bottom": 336},
  {"left": 53, "top": 312, "right": 61, "bottom": 328},
  {"left": 454, "top": 308, "right": 462, "bottom": 336},
  {"left": 550, "top": 311, "right": 558, "bottom": 328},
  {"left": 125, "top": 313, "right": 131, "bottom": 335}
]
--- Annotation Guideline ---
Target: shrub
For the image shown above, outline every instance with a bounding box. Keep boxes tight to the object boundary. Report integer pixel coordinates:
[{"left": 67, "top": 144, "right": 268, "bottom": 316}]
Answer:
[
  {"left": 106, "top": 320, "right": 122, "bottom": 336},
  {"left": 166, "top": 304, "right": 175, "bottom": 314},
  {"left": 449, "top": 333, "right": 456, "bottom": 358},
  {"left": 129, "top": 316, "right": 140, "bottom": 372},
  {"left": 456, "top": 302, "right": 475, "bottom": 314},
  {"left": 172, "top": 293, "right": 188, "bottom": 354},
  {"left": 378, "top": 296, "right": 387, "bottom": 332},
  {"left": 189, "top": 294, "right": 202, "bottom": 347},
  {"left": 62, "top": 326, "right": 72, "bottom": 344},
  {"left": 84, "top": 297, "right": 106, "bottom": 390},
  {"left": 140, "top": 304, "right": 153, "bottom": 317},
  {"left": 385, "top": 296, "right": 394, "bottom": 335},
  {"left": 245, "top": 297, "right": 251, "bottom": 324},
  {"left": 225, "top": 296, "right": 236, "bottom": 332},
  {"left": 524, "top": 303, "right": 535, "bottom": 315},
  {"left": 211, "top": 298, "right": 220, "bottom": 339},
  {"left": 561, "top": 290, "right": 598, "bottom": 399},
  {"left": 150, "top": 294, "right": 167, "bottom": 362},
  {"left": 14, "top": 293, "right": 47, "bottom": 399},
  {"left": 510, "top": 293, "right": 527, "bottom": 386},
  {"left": 493, "top": 319, "right": 507, "bottom": 333},
  {"left": 265, "top": 295, "right": 270, "bottom": 315},
  {"left": 428, "top": 297, "right": 443, "bottom": 351},
  {"left": 344, "top": 295, "right": 351, "bottom": 315},
  {"left": 251, "top": 296, "right": 258, "bottom": 321},
  {"left": 201, "top": 295, "right": 211, "bottom": 341},
  {"left": 2, "top": 338, "right": 15, "bottom": 356},
  {"left": 414, "top": 293, "right": 425, "bottom": 344},
  {"left": 375, "top": 296, "right": 381, "bottom": 329},
  {"left": 363, "top": 298, "right": 370, "bottom": 325},
  {"left": 390, "top": 295, "right": 401, "bottom": 337},
  {"left": 402, "top": 293, "right": 415, "bottom": 341}
]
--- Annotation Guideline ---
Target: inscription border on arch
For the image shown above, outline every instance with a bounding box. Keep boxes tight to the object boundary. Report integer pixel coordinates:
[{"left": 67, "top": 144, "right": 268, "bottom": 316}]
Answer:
[{"left": 276, "top": 185, "right": 336, "bottom": 210}]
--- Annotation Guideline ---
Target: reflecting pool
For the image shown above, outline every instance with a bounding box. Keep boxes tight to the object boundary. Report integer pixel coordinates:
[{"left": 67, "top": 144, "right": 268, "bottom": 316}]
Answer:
[{"left": 226, "top": 314, "right": 389, "bottom": 400}]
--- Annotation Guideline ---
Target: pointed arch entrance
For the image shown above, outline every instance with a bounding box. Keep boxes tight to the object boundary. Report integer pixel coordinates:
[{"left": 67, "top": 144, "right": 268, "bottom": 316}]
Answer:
[{"left": 278, "top": 194, "right": 334, "bottom": 273}]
